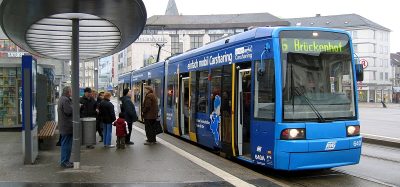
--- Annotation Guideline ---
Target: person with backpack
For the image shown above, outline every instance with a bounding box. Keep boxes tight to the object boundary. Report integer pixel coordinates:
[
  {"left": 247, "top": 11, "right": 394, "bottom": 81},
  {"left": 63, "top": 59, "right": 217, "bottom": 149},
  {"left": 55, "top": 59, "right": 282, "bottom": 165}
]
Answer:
[{"left": 120, "top": 88, "right": 138, "bottom": 145}]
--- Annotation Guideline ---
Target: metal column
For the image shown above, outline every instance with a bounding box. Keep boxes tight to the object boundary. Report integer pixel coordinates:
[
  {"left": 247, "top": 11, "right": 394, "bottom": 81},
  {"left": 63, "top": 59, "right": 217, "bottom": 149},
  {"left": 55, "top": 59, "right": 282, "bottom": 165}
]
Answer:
[{"left": 71, "top": 18, "right": 81, "bottom": 169}]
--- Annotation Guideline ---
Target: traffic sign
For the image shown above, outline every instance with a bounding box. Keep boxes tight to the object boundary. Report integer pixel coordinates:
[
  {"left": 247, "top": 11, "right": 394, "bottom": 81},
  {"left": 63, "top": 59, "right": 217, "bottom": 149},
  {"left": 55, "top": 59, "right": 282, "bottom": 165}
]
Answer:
[{"left": 360, "top": 59, "right": 368, "bottom": 69}]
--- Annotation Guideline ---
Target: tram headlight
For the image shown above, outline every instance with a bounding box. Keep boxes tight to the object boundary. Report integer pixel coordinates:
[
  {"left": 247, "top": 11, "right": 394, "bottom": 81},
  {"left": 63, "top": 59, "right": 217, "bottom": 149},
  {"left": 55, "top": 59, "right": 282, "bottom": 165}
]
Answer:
[
  {"left": 280, "top": 128, "right": 305, "bottom": 140},
  {"left": 347, "top": 125, "right": 360, "bottom": 136}
]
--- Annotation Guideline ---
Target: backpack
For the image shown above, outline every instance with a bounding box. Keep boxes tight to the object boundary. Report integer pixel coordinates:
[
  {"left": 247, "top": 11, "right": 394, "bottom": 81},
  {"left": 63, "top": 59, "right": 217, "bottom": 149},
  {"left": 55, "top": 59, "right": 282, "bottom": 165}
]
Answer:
[{"left": 120, "top": 104, "right": 125, "bottom": 113}]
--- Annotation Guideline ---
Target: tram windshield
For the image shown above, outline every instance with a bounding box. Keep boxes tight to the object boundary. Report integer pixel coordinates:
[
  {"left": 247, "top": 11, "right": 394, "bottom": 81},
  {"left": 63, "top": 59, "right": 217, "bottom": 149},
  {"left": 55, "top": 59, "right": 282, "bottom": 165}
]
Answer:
[{"left": 280, "top": 30, "right": 356, "bottom": 122}]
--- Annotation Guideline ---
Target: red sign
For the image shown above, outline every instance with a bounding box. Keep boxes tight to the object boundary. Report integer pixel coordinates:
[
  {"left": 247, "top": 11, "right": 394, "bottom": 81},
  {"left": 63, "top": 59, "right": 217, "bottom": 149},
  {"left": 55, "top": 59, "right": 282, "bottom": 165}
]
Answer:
[{"left": 360, "top": 59, "right": 368, "bottom": 69}]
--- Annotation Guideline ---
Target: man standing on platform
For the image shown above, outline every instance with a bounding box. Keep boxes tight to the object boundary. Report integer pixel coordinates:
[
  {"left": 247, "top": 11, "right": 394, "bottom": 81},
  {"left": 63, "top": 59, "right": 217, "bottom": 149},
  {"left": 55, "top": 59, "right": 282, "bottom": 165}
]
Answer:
[
  {"left": 120, "top": 88, "right": 137, "bottom": 145},
  {"left": 58, "top": 86, "right": 73, "bottom": 168},
  {"left": 80, "top": 87, "right": 97, "bottom": 149},
  {"left": 142, "top": 86, "right": 159, "bottom": 145}
]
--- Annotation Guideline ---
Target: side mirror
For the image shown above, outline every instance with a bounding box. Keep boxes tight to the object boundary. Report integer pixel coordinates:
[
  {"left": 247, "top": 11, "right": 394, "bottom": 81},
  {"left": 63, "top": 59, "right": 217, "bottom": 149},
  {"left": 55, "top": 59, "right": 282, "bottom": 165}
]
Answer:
[
  {"left": 355, "top": 64, "right": 363, "bottom": 81},
  {"left": 258, "top": 42, "right": 271, "bottom": 80}
]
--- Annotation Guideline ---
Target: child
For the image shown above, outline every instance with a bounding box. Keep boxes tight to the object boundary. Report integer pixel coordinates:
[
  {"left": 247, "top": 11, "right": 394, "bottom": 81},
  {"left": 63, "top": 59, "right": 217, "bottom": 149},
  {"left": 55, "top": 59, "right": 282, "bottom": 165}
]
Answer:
[{"left": 113, "top": 113, "right": 128, "bottom": 149}]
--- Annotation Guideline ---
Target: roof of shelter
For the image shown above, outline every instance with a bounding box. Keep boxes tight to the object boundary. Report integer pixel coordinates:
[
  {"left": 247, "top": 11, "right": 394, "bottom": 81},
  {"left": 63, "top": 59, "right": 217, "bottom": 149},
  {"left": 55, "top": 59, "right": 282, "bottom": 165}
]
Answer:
[{"left": 0, "top": 0, "right": 147, "bottom": 60}]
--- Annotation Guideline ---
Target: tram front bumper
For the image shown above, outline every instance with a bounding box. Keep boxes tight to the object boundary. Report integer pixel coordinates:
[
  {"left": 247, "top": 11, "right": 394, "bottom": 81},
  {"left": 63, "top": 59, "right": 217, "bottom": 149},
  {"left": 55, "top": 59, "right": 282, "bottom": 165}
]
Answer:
[{"left": 274, "top": 136, "right": 362, "bottom": 170}]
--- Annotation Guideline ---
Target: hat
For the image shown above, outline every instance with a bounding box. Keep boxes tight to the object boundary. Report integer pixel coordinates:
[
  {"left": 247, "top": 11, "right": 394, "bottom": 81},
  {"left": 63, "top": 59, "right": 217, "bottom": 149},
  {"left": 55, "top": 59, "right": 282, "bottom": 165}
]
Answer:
[{"left": 84, "top": 87, "right": 92, "bottom": 93}]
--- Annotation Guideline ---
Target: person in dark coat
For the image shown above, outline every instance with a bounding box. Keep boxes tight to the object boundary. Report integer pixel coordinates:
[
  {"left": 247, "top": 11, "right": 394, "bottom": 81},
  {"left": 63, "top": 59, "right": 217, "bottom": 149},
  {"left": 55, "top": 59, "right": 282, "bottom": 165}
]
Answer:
[
  {"left": 95, "top": 91, "right": 104, "bottom": 142},
  {"left": 113, "top": 113, "right": 128, "bottom": 149},
  {"left": 120, "top": 88, "right": 138, "bottom": 145},
  {"left": 80, "top": 87, "right": 97, "bottom": 118},
  {"left": 142, "top": 86, "right": 159, "bottom": 145},
  {"left": 58, "top": 86, "right": 73, "bottom": 168},
  {"left": 79, "top": 87, "right": 97, "bottom": 149},
  {"left": 98, "top": 92, "right": 116, "bottom": 148}
]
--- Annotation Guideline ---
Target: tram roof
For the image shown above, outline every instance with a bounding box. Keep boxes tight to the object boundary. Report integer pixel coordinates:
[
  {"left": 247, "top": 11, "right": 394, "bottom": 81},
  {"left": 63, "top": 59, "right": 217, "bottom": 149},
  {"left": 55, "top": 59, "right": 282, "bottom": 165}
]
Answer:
[
  {"left": 168, "top": 26, "right": 350, "bottom": 63},
  {"left": 132, "top": 61, "right": 165, "bottom": 75},
  {"left": 168, "top": 27, "right": 274, "bottom": 63}
]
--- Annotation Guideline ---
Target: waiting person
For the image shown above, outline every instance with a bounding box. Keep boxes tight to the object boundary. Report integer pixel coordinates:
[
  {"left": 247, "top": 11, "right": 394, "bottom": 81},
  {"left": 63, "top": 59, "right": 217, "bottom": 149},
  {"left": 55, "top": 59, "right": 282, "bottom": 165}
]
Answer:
[
  {"left": 95, "top": 91, "right": 104, "bottom": 142},
  {"left": 80, "top": 87, "right": 97, "bottom": 118},
  {"left": 120, "top": 88, "right": 138, "bottom": 145},
  {"left": 79, "top": 87, "right": 97, "bottom": 149},
  {"left": 58, "top": 86, "right": 73, "bottom": 168},
  {"left": 113, "top": 113, "right": 128, "bottom": 149},
  {"left": 99, "top": 92, "right": 116, "bottom": 148},
  {"left": 142, "top": 86, "right": 159, "bottom": 145}
]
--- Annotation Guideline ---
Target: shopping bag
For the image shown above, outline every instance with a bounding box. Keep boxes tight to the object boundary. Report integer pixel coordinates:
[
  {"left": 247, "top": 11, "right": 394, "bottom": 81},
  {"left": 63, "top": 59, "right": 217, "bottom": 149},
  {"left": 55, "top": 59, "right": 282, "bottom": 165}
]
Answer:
[{"left": 154, "top": 120, "right": 163, "bottom": 135}]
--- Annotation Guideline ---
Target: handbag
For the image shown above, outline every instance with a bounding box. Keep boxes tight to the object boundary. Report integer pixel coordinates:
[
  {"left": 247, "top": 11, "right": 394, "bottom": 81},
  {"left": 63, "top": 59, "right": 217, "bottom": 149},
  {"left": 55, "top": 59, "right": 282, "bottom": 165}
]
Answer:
[{"left": 154, "top": 120, "right": 163, "bottom": 135}]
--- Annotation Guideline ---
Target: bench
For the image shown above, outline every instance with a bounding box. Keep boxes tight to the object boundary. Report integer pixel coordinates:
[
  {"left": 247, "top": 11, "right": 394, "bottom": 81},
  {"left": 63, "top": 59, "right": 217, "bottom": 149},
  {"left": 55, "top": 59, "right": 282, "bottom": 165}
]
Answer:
[{"left": 38, "top": 121, "right": 57, "bottom": 140}]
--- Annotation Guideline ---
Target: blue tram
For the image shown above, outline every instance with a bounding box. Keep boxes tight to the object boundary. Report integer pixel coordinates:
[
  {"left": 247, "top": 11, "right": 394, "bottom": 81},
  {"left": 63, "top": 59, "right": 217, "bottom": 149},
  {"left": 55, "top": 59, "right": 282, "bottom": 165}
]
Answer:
[{"left": 119, "top": 27, "right": 363, "bottom": 170}]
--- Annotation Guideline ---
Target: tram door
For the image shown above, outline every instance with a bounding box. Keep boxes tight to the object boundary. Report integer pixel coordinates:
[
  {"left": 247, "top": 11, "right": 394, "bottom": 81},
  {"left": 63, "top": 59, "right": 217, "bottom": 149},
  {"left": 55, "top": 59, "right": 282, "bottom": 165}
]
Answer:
[
  {"left": 237, "top": 69, "right": 251, "bottom": 157},
  {"left": 180, "top": 77, "right": 190, "bottom": 138}
]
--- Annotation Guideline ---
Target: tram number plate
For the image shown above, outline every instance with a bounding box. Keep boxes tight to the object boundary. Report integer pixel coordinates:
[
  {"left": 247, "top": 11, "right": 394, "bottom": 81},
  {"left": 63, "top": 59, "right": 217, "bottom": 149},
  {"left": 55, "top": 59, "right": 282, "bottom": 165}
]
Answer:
[
  {"left": 325, "top": 141, "right": 337, "bottom": 150},
  {"left": 353, "top": 140, "right": 362, "bottom": 147}
]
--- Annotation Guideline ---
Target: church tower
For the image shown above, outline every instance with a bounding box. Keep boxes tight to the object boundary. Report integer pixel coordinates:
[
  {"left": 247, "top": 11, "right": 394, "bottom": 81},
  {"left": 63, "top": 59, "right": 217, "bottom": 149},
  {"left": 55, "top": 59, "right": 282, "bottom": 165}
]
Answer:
[{"left": 165, "top": 0, "right": 179, "bottom": 15}]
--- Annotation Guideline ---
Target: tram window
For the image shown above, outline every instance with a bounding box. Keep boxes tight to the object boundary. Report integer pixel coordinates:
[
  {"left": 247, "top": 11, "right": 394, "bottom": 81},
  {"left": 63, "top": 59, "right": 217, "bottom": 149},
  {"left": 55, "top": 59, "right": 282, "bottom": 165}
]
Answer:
[
  {"left": 153, "top": 78, "right": 162, "bottom": 109},
  {"left": 190, "top": 72, "right": 198, "bottom": 132},
  {"left": 197, "top": 70, "right": 209, "bottom": 113},
  {"left": 167, "top": 75, "right": 175, "bottom": 108},
  {"left": 221, "top": 65, "right": 232, "bottom": 143},
  {"left": 254, "top": 59, "right": 275, "bottom": 120},
  {"left": 210, "top": 68, "right": 222, "bottom": 112},
  {"left": 132, "top": 82, "right": 141, "bottom": 107}
]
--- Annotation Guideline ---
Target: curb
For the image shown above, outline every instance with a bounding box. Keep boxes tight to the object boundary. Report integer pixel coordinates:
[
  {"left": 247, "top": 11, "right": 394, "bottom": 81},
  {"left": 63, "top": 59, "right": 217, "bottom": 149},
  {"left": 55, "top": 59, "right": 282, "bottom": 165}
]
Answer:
[{"left": 362, "top": 133, "right": 400, "bottom": 149}]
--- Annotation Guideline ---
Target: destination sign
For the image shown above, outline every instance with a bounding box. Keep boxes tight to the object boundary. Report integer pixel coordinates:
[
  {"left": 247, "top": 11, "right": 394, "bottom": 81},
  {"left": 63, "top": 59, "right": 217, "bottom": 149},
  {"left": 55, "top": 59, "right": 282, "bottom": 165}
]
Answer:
[{"left": 281, "top": 38, "right": 348, "bottom": 53}]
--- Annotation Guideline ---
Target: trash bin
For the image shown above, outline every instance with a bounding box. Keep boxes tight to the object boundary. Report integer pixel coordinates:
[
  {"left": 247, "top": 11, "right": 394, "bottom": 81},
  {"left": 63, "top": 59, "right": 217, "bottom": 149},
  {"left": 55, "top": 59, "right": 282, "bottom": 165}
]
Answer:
[{"left": 81, "top": 117, "right": 97, "bottom": 145}]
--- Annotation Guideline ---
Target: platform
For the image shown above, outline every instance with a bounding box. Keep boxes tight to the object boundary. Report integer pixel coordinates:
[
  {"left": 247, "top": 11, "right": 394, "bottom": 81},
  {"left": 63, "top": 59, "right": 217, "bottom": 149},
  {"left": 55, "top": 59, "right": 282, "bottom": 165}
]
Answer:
[{"left": 0, "top": 122, "right": 283, "bottom": 187}]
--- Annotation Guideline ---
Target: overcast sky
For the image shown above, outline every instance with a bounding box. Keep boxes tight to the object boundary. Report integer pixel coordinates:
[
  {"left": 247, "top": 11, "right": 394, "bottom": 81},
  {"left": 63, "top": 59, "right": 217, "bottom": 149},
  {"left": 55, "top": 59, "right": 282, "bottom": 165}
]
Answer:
[{"left": 143, "top": 0, "right": 399, "bottom": 53}]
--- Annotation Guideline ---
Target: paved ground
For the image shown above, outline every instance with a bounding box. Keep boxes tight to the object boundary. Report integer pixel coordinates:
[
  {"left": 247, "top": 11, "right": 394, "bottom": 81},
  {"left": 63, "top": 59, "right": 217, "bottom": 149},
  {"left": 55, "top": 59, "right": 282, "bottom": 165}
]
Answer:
[
  {"left": 359, "top": 103, "right": 400, "bottom": 139},
  {"left": 0, "top": 122, "right": 282, "bottom": 186},
  {"left": 2, "top": 123, "right": 400, "bottom": 186}
]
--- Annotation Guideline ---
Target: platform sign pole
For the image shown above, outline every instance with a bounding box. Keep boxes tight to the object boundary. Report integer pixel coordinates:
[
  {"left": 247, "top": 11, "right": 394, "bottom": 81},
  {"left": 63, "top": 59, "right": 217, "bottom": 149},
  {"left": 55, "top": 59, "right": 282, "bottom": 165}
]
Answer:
[{"left": 21, "top": 55, "right": 38, "bottom": 164}]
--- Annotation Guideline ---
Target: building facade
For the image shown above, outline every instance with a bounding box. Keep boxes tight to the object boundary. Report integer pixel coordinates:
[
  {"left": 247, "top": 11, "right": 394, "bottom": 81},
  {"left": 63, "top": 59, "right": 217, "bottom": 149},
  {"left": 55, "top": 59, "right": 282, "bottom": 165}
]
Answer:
[
  {"left": 391, "top": 52, "right": 400, "bottom": 102},
  {"left": 287, "top": 14, "right": 392, "bottom": 103},
  {"left": 79, "top": 60, "right": 95, "bottom": 88},
  {"left": 110, "top": 1, "right": 289, "bottom": 86},
  {"left": 105, "top": 1, "right": 393, "bottom": 104}
]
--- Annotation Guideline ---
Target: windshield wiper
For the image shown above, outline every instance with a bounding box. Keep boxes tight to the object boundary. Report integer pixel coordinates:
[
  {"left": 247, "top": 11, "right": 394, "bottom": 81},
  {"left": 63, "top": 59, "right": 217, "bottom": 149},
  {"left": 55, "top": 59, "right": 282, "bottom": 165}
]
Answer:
[{"left": 293, "top": 87, "right": 326, "bottom": 123}]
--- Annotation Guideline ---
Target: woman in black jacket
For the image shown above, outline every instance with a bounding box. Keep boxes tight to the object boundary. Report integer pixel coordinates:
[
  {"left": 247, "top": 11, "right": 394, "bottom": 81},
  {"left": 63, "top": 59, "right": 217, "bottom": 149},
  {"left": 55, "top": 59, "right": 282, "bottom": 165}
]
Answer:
[{"left": 99, "top": 92, "right": 116, "bottom": 148}]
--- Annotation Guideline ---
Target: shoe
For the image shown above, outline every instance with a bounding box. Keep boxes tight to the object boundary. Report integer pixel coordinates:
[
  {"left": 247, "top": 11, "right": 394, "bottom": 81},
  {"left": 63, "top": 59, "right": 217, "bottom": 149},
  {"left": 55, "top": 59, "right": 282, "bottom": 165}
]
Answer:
[
  {"left": 61, "top": 162, "right": 73, "bottom": 168},
  {"left": 126, "top": 141, "right": 134, "bottom": 145},
  {"left": 144, "top": 142, "right": 156, "bottom": 145},
  {"left": 107, "top": 145, "right": 116, "bottom": 148},
  {"left": 56, "top": 142, "right": 61, "bottom": 146},
  {"left": 86, "top": 145, "right": 95, "bottom": 149}
]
